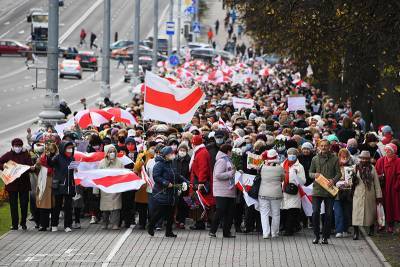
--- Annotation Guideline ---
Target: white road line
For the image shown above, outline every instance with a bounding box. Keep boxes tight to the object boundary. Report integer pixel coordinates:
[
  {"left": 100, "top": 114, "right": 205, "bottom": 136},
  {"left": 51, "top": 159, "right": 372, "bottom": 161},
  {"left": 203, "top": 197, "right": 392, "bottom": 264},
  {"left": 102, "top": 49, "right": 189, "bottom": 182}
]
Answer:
[
  {"left": 146, "top": 3, "right": 170, "bottom": 39},
  {"left": 0, "top": 19, "right": 26, "bottom": 39},
  {"left": 0, "top": 66, "right": 27, "bottom": 80},
  {"left": 0, "top": 0, "right": 29, "bottom": 23},
  {"left": 101, "top": 228, "right": 132, "bottom": 267},
  {"left": 59, "top": 0, "right": 104, "bottom": 44},
  {"left": 0, "top": 117, "right": 37, "bottom": 135}
]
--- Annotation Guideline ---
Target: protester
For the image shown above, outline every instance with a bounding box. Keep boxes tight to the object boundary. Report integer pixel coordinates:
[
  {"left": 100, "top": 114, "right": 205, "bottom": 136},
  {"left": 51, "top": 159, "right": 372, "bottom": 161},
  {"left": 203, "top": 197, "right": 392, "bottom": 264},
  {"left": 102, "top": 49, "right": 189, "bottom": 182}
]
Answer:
[
  {"left": 258, "top": 149, "right": 284, "bottom": 239},
  {"left": 309, "top": 139, "right": 341, "bottom": 244},
  {"left": 352, "top": 151, "right": 382, "bottom": 240},
  {"left": 209, "top": 144, "right": 236, "bottom": 238}
]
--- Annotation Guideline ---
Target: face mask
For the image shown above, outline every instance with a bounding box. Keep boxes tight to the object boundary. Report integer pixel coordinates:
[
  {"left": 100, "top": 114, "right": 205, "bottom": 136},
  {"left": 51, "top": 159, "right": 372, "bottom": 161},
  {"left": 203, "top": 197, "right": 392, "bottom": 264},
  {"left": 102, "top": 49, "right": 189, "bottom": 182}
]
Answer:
[
  {"left": 171, "top": 144, "right": 177, "bottom": 151},
  {"left": 178, "top": 151, "right": 187, "bottom": 158},
  {"left": 216, "top": 111, "right": 221, "bottom": 117},
  {"left": 288, "top": 155, "right": 297, "bottom": 161},
  {"left": 118, "top": 136, "right": 125, "bottom": 143},
  {"left": 246, "top": 143, "right": 252, "bottom": 150},
  {"left": 109, "top": 152, "right": 116, "bottom": 159},
  {"left": 126, "top": 144, "right": 135, "bottom": 151},
  {"left": 215, "top": 138, "right": 224, "bottom": 145},
  {"left": 34, "top": 144, "right": 44, "bottom": 153},
  {"left": 92, "top": 145, "right": 100, "bottom": 150},
  {"left": 65, "top": 148, "right": 73, "bottom": 153},
  {"left": 348, "top": 147, "right": 357, "bottom": 155},
  {"left": 148, "top": 148, "right": 155, "bottom": 155},
  {"left": 13, "top": 146, "right": 23, "bottom": 153}
]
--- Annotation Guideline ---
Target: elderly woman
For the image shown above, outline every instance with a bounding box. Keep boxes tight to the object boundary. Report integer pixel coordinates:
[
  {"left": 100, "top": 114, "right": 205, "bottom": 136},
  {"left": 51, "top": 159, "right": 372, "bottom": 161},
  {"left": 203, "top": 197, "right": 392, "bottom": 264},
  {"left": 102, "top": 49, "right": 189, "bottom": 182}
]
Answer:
[
  {"left": 259, "top": 149, "right": 285, "bottom": 239},
  {"left": 209, "top": 144, "right": 236, "bottom": 238},
  {"left": 96, "top": 144, "right": 123, "bottom": 230},
  {"left": 352, "top": 151, "right": 382, "bottom": 240},
  {"left": 281, "top": 147, "right": 306, "bottom": 236}
]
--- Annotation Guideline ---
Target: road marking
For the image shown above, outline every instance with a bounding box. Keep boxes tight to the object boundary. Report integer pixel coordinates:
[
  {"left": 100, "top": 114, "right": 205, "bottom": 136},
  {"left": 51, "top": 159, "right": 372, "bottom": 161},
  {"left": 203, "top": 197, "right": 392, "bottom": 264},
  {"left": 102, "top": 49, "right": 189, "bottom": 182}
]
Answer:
[
  {"left": 4, "top": 21, "right": 10, "bottom": 25},
  {"left": 18, "top": 30, "right": 24, "bottom": 34},
  {"left": 101, "top": 228, "right": 132, "bottom": 267},
  {"left": 0, "top": 19, "right": 26, "bottom": 38},
  {"left": 0, "top": 0, "right": 29, "bottom": 24},
  {"left": 146, "top": 2, "right": 170, "bottom": 39},
  {"left": 59, "top": 0, "right": 104, "bottom": 44},
  {"left": 0, "top": 66, "right": 27, "bottom": 80}
]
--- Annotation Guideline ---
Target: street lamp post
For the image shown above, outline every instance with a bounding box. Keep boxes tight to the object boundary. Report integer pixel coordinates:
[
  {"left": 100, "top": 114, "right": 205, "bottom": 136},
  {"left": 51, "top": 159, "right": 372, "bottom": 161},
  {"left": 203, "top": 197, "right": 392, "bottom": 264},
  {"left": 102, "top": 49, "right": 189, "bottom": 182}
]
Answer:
[
  {"left": 168, "top": 0, "right": 174, "bottom": 58},
  {"left": 100, "top": 0, "right": 111, "bottom": 103},
  {"left": 38, "top": 0, "right": 65, "bottom": 124},
  {"left": 130, "top": 0, "right": 141, "bottom": 90},
  {"left": 152, "top": 0, "right": 159, "bottom": 72}
]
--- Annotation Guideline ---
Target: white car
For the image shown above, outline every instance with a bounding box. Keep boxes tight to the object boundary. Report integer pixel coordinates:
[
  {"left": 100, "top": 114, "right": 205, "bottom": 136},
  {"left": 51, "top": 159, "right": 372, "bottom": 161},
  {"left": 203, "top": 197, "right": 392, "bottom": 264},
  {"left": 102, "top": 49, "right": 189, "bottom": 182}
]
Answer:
[
  {"left": 179, "top": 42, "right": 212, "bottom": 56},
  {"left": 59, "top": 59, "right": 82, "bottom": 79}
]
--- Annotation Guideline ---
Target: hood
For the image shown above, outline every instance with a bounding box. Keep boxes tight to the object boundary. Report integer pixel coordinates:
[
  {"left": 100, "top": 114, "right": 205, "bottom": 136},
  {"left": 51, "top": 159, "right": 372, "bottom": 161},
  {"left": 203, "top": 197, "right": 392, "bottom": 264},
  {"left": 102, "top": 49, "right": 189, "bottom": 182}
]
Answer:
[
  {"left": 155, "top": 155, "right": 166, "bottom": 163},
  {"left": 59, "top": 141, "right": 74, "bottom": 155},
  {"left": 216, "top": 150, "right": 228, "bottom": 161}
]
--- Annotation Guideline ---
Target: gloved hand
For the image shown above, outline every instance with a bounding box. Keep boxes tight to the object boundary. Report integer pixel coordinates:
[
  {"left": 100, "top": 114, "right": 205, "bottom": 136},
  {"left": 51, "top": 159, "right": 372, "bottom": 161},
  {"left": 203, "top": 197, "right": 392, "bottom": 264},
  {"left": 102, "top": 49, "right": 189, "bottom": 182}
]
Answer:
[{"left": 182, "top": 182, "right": 188, "bottom": 192}]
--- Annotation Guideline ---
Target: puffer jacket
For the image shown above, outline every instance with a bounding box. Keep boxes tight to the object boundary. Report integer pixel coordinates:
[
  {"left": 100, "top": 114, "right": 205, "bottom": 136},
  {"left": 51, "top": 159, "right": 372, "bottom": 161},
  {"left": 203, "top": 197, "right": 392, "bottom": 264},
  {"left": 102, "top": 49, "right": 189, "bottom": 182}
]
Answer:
[
  {"left": 0, "top": 149, "right": 32, "bottom": 192},
  {"left": 153, "top": 155, "right": 185, "bottom": 206},
  {"left": 212, "top": 151, "right": 236, "bottom": 198},
  {"left": 259, "top": 163, "right": 284, "bottom": 199},
  {"left": 47, "top": 141, "right": 75, "bottom": 196}
]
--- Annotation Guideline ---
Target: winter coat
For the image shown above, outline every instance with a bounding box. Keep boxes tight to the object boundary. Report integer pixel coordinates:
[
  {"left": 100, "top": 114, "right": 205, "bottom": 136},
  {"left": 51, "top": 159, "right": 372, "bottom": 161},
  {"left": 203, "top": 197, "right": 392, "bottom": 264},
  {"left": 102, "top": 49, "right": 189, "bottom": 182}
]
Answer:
[
  {"left": 173, "top": 154, "right": 191, "bottom": 182},
  {"left": 190, "top": 146, "right": 215, "bottom": 205},
  {"left": 352, "top": 165, "right": 382, "bottom": 226},
  {"left": 309, "top": 153, "right": 341, "bottom": 197},
  {"left": 46, "top": 141, "right": 75, "bottom": 196},
  {"left": 281, "top": 160, "right": 306, "bottom": 209},
  {"left": 96, "top": 158, "right": 124, "bottom": 211},
  {"left": 36, "top": 155, "right": 54, "bottom": 209},
  {"left": 375, "top": 156, "right": 400, "bottom": 223},
  {"left": 298, "top": 154, "right": 314, "bottom": 186},
  {"left": 259, "top": 164, "right": 284, "bottom": 199},
  {"left": 152, "top": 156, "right": 184, "bottom": 206},
  {"left": 212, "top": 151, "right": 236, "bottom": 198},
  {"left": 133, "top": 150, "right": 154, "bottom": 204},
  {"left": 336, "top": 128, "right": 356, "bottom": 144},
  {"left": 0, "top": 149, "right": 32, "bottom": 192},
  {"left": 206, "top": 142, "right": 219, "bottom": 172}
]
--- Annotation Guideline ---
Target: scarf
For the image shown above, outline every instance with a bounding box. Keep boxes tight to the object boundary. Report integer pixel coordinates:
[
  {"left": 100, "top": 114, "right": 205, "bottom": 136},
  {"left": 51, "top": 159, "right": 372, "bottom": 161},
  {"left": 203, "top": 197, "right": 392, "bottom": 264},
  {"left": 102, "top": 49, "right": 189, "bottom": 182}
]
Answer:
[
  {"left": 283, "top": 159, "right": 295, "bottom": 186},
  {"left": 357, "top": 163, "right": 373, "bottom": 190},
  {"left": 189, "top": 144, "right": 205, "bottom": 171}
]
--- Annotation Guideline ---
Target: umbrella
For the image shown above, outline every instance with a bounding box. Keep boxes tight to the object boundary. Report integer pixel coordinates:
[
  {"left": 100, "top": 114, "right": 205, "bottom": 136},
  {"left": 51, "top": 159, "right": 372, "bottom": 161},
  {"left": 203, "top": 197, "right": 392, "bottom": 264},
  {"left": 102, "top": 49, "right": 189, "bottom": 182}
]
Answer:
[
  {"left": 104, "top": 107, "right": 138, "bottom": 125},
  {"left": 74, "top": 108, "right": 113, "bottom": 128}
]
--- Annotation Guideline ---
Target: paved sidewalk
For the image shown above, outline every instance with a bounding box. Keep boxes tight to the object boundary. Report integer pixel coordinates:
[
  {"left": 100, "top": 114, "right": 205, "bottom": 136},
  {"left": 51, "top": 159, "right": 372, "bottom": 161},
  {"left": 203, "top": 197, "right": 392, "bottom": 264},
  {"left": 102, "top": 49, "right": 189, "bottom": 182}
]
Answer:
[{"left": 0, "top": 218, "right": 384, "bottom": 266}]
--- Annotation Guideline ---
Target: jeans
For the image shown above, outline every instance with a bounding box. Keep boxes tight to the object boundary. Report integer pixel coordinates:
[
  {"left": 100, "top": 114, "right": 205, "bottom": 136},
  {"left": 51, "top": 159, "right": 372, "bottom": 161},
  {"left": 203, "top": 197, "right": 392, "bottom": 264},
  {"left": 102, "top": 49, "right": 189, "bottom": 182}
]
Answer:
[
  {"left": 52, "top": 195, "right": 73, "bottom": 229},
  {"left": 210, "top": 197, "right": 235, "bottom": 236},
  {"left": 312, "top": 196, "right": 334, "bottom": 239},
  {"left": 334, "top": 200, "right": 352, "bottom": 233},
  {"left": 8, "top": 191, "right": 29, "bottom": 228},
  {"left": 259, "top": 197, "right": 281, "bottom": 237}
]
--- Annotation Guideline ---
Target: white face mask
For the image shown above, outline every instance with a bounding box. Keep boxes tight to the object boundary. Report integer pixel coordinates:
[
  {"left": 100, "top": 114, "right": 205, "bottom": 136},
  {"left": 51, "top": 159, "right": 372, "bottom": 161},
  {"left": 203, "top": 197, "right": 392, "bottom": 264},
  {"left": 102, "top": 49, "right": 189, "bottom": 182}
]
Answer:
[
  {"left": 13, "top": 146, "right": 23, "bottom": 153},
  {"left": 171, "top": 144, "right": 177, "bottom": 151},
  {"left": 108, "top": 152, "right": 116, "bottom": 159},
  {"left": 178, "top": 151, "right": 187, "bottom": 158},
  {"left": 34, "top": 144, "right": 44, "bottom": 153},
  {"left": 65, "top": 148, "right": 73, "bottom": 153}
]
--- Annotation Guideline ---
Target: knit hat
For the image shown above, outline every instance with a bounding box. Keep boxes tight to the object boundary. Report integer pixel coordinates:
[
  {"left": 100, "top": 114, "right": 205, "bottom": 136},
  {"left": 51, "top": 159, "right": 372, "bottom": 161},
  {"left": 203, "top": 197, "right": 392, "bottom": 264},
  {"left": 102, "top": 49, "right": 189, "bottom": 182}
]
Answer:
[
  {"left": 325, "top": 134, "right": 339, "bottom": 143},
  {"left": 262, "top": 149, "right": 279, "bottom": 163},
  {"left": 125, "top": 136, "right": 136, "bottom": 145},
  {"left": 127, "top": 129, "right": 136, "bottom": 137},
  {"left": 233, "top": 128, "right": 245, "bottom": 138},
  {"left": 160, "top": 146, "right": 173, "bottom": 157},
  {"left": 287, "top": 147, "right": 298, "bottom": 155},
  {"left": 214, "top": 130, "right": 225, "bottom": 138},
  {"left": 385, "top": 143, "right": 398, "bottom": 154},
  {"left": 191, "top": 135, "right": 203, "bottom": 146},
  {"left": 11, "top": 138, "right": 23, "bottom": 146},
  {"left": 178, "top": 143, "right": 189, "bottom": 152},
  {"left": 301, "top": 142, "right": 314, "bottom": 150},
  {"left": 347, "top": 138, "right": 358, "bottom": 148},
  {"left": 359, "top": 150, "right": 371, "bottom": 159},
  {"left": 382, "top": 125, "right": 393, "bottom": 135},
  {"left": 104, "top": 144, "right": 115, "bottom": 154}
]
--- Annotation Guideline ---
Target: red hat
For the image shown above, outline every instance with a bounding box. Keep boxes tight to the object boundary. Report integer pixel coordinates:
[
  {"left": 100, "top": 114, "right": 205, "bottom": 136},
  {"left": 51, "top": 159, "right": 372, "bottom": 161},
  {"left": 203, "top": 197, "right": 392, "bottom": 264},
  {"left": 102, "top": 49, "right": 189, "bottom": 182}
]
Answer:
[
  {"left": 385, "top": 143, "right": 398, "bottom": 155},
  {"left": 191, "top": 135, "right": 203, "bottom": 146}
]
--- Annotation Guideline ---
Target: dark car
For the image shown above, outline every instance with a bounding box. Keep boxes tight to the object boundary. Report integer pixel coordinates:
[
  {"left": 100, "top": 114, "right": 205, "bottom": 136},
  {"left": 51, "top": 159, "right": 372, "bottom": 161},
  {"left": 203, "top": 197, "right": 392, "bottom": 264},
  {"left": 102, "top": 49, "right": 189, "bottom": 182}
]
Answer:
[
  {"left": 145, "top": 38, "right": 169, "bottom": 54},
  {"left": 0, "top": 39, "right": 30, "bottom": 56},
  {"left": 190, "top": 48, "right": 215, "bottom": 62},
  {"left": 75, "top": 51, "right": 98, "bottom": 71}
]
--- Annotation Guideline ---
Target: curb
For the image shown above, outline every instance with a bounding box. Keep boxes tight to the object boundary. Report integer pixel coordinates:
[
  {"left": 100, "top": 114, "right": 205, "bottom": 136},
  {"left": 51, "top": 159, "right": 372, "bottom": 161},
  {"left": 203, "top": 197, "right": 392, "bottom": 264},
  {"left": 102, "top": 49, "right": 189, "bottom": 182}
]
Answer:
[{"left": 360, "top": 227, "right": 391, "bottom": 267}]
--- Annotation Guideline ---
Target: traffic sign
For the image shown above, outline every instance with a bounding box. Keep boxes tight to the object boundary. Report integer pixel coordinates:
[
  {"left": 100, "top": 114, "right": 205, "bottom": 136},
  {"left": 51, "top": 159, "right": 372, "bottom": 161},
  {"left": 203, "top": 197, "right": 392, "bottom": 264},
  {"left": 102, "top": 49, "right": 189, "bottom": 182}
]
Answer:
[
  {"left": 169, "top": 55, "right": 180, "bottom": 66},
  {"left": 166, "top": 21, "right": 175, "bottom": 35},
  {"left": 192, "top": 22, "right": 201, "bottom": 33},
  {"left": 184, "top": 5, "right": 196, "bottom": 15}
]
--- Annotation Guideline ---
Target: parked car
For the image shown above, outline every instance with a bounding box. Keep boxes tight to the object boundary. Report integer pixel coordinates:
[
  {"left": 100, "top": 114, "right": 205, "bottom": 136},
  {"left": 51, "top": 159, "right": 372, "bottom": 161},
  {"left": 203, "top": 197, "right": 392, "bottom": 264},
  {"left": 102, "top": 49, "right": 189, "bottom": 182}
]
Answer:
[
  {"left": 111, "top": 45, "right": 152, "bottom": 59},
  {"left": 179, "top": 42, "right": 212, "bottom": 55},
  {"left": 110, "top": 40, "right": 133, "bottom": 50},
  {"left": 124, "top": 64, "right": 144, "bottom": 83},
  {"left": 59, "top": 59, "right": 82, "bottom": 79},
  {"left": 0, "top": 39, "right": 30, "bottom": 56},
  {"left": 75, "top": 51, "right": 98, "bottom": 71}
]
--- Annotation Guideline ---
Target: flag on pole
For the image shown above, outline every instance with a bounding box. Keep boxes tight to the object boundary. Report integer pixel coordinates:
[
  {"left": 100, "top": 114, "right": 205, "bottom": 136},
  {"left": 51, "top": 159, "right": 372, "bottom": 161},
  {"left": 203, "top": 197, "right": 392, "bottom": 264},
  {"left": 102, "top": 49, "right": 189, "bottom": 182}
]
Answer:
[
  {"left": 74, "top": 168, "right": 145, "bottom": 193},
  {"left": 196, "top": 190, "right": 210, "bottom": 210},
  {"left": 143, "top": 71, "right": 205, "bottom": 124},
  {"left": 218, "top": 117, "right": 232, "bottom": 132},
  {"left": 141, "top": 166, "right": 154, "bottom": 189}
]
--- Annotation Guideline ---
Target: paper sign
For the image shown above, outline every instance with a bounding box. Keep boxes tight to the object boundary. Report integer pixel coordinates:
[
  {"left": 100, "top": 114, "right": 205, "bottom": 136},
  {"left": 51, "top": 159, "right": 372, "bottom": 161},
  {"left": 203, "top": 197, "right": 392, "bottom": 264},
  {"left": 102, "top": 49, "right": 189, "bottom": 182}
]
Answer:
[
  {"left": 246, "top": 152, "right": 263, "bottom": 169},
  {"left": 287, "top": 96, "right": 306, "bottom": 111},
  {"left": 232, "top": 97, "right": 254, "bottom": 110},
  {"left": 0, "top": 161, "right": 31, "bottom": 185}
]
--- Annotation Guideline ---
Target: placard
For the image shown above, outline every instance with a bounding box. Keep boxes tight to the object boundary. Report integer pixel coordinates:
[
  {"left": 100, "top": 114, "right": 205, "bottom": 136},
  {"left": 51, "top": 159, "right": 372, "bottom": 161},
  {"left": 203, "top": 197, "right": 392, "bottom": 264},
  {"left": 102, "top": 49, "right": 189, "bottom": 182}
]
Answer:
[{"left": 288, "top": 96, "right": 306, "bottom": 111}]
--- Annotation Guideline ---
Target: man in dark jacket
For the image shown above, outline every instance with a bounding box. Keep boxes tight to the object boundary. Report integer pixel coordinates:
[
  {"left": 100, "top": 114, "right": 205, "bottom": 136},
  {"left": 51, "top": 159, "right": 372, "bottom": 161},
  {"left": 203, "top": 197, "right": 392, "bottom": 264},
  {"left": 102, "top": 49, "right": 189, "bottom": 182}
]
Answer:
[
  {"left": 46, "top": 141, "right": 76, "bottom": 232},
  {"left": 173, "top": 143, "right": 191, "bottom": 228},
  {"left": 148, "top": 146, "right": 187, "bottom": 237},
  {"left": 207, "top": 130, "right": 226, "bottom": 172},
  {"left": 0, "top": 138, "right": 34, "bottom": 230}
]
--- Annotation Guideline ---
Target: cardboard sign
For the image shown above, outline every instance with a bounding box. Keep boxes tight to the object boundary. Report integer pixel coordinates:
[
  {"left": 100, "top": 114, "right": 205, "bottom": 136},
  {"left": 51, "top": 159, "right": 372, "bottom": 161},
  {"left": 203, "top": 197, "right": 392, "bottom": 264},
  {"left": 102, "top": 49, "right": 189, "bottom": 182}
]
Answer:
[
  {"left": 246, "top": 152, "right": 263, "bottom": 169},
  {"left": 315, "top": 174, "right": 339, "bottom": 197},
  {"left": 287, "top": 96, "right": 306, "bottom": 111}
]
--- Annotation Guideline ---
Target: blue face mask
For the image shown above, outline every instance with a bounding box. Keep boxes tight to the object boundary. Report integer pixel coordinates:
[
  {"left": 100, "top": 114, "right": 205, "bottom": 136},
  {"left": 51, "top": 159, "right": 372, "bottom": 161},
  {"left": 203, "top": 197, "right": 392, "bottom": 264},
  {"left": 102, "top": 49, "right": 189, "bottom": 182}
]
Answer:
[
  {"left": 246, "top": 143, "right": 252, "bottom": 150},
  {"left": 288, "top": 155, "right": 297, "bottom": 161},
  {"left": 215, "top": 138, "right": 224, "bottom": 145}
]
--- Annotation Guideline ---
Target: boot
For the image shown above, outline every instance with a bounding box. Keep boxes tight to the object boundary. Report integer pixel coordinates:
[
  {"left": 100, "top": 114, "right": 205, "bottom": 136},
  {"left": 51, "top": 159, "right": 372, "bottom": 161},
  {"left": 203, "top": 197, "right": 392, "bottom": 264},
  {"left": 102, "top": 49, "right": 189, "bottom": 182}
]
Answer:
[
  {"left": 353, "top": 226, "right": 359, "bottom": 240},
  {"left": 368, "top": 225, "right": 375, "bottom": 236}
]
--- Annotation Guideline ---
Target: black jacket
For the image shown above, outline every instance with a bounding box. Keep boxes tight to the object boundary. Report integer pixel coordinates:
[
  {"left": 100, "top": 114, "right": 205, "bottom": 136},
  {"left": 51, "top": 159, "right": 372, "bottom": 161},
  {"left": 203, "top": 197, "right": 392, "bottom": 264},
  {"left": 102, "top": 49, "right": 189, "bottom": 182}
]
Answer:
[
  {"left": 173, "top": 154, "right": 190, "bottom": 181},
  {"left": 47, "top": 141, "right": 75, "bottom": 196},
  {"left": 298, "top": 154, "right": 314, "bottom": 186},
  {"left": 206, "top": 142, "right": 220, "bottom": 172}
]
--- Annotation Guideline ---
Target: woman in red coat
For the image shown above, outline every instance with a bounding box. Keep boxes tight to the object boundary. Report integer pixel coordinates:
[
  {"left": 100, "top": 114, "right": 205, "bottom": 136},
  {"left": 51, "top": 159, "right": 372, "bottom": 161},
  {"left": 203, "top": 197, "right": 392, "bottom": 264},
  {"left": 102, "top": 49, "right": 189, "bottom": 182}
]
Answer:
[
  {"left": 189, "top": 135, "right": 215, "bottom": 230},
  {"left": 375, "top": 143, "right": 400, "bottom": 233}
]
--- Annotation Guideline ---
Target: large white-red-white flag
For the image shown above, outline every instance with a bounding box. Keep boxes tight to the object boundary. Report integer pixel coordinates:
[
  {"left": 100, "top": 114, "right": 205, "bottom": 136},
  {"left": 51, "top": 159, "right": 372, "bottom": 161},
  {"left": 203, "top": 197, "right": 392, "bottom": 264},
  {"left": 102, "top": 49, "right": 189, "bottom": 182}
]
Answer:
[
  {"left": 141, "top": 166, "right": 154, "bottom": 189},
  {"left": 143, "top": 71, "right": 205, "bottom": 124},
  {"left": 75, "top": 168, "right": 145, "bottom": 193},
  {"left": 73, "top": 151, "right": 133, "bottom": 172}
]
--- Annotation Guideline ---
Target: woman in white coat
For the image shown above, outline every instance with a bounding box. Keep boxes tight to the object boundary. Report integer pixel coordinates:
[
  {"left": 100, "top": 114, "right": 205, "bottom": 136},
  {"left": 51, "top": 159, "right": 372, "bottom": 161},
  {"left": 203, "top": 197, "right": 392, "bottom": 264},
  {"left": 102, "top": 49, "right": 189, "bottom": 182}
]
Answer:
[{"left": 281, "top": 147, "right": 306, "bottom": 236}]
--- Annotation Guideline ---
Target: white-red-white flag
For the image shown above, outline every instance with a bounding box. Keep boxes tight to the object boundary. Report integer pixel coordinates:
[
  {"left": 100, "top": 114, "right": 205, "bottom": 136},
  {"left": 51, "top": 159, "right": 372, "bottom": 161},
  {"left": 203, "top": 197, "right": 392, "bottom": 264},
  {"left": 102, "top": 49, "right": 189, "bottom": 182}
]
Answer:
[
  {"left": 218, "top": 117, "right": 232, "bottom": 132},
  {"left": 75, "top": 168, "right": 145, "bottom": 193},
  {"left": 74, "top": 151, "right": 133, "bottom": 172},
  {"left": 141, "top": 165, "right": 154, "bottom": 189},
  {"left": 143, "top": 71, "right": 205, "bottom": 124}
]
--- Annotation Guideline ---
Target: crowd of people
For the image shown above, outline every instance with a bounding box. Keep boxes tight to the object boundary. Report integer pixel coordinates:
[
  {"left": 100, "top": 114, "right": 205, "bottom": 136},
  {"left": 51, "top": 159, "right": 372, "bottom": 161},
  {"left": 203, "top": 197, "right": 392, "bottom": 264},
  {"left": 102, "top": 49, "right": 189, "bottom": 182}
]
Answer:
[{"left": 1, "top": 12, "right": 400, "bottom": 243}]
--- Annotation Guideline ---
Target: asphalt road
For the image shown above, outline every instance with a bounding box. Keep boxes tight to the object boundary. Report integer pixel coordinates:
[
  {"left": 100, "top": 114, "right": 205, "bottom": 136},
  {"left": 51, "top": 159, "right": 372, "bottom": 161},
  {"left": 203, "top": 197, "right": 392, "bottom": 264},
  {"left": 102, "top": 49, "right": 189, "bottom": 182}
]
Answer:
[{"left": 0, "top": 0, "right": 170, "bottom": 153}]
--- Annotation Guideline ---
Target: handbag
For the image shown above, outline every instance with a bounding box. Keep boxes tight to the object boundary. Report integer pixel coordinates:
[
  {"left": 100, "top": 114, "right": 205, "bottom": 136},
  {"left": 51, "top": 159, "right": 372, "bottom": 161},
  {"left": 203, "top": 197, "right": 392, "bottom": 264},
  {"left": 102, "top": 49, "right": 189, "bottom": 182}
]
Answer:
[
  {"left": 284, "top": 182, "right": 298, "bottom": 195},
  {"left": 376, "top": 203, "right": 385, "bottom": 228},
  {"left": 247, "top": 173, "right": 261, "bottom": 199}
]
